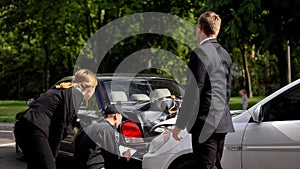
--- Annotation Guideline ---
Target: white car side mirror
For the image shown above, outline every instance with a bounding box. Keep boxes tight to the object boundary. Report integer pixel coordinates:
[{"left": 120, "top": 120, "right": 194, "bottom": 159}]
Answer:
[{"left": 252, "top": 104, "right": 264, "bottom": 122}]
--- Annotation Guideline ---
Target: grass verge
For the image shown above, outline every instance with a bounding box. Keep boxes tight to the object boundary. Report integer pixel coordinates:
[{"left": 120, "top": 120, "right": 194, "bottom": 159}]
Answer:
[
  {"left": 230, "top": 96, "right": 265, "bottom": 110},
  {"left": 0, "top": 100, "right": 28, "bottom": 123},
  {"left": 0, "top": 97, "right": 265, "bottom": 123}
]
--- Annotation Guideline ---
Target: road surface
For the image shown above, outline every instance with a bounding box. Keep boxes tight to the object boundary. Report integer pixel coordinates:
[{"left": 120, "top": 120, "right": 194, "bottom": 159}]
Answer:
[
  {"left": 0, "top": 123, "right": 74, "bottom": 168},
  {"left": 0, "top": 123, "right": 26, "bottom": 168}
]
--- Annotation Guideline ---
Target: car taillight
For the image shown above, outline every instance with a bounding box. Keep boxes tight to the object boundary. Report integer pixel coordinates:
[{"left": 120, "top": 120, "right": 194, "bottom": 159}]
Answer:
[{"left": 121, "top": 121, "right": 144, "bottom": 144}]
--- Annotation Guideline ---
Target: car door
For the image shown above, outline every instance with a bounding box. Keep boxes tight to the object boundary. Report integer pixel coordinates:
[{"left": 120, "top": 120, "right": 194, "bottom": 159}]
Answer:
[{"left": 242, "top": 84, "right": 300, "bottom": 169}]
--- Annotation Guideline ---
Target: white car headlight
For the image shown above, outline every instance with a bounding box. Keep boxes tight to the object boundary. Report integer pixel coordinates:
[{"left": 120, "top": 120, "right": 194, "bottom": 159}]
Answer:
[{"left": 148, "top": 131, "right": 171, "bottom": 153}]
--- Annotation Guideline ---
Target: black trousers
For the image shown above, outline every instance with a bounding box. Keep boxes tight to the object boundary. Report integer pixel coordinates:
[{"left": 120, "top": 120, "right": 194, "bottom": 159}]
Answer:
[
  {"left": 15, "top": 119, "right": 56, "bottom": 169},
  {"left": 191, "top": 132, "right": 227, "bottom": 169}
]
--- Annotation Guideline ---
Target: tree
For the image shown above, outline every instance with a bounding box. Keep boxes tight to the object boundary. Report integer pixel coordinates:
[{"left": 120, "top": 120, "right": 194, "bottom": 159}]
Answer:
[
  {"left": 0, "top": 0, "right": 206, "bottom": 99},
  {"left": 261, "top": 0, "right": 300, "bottom": 86},
  {"left": 0, "top": 0, "right": 87, "bottom": 98},
  {"left": 205, "top": 0, "right": 300, "bottom": 96},
  {"left": 204, "top": 0, "right": 265, "bottom": 97},
  {"left": 1, "top": 0, "right": 300, "bottom": 99}
]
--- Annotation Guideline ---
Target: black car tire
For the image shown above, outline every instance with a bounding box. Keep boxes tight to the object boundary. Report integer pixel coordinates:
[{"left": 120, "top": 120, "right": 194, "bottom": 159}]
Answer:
[
  {"left": 171, "top": 159, "right": 196, "bottom": 169},
  {"left": 15, "top": 142, "right": 25, "bottom": 161},
  {"left": 167, "top": 154, "right": 194, "bottom": 169}
]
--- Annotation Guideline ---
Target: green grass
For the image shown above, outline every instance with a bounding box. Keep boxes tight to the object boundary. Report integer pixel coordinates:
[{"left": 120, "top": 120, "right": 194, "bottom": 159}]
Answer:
[
  {"left": 0, "top": 100, "right": 28, "bottom": 123},
  {"left": 0, "top": 97, "right": 265, "bottom": 123},
  {"left": 230, "top": 96, "right": 265, "bottom": 110}
]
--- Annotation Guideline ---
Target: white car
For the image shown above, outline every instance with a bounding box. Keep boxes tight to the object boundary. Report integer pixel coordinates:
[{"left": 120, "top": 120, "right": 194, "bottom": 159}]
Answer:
[{"left": 142, "top": 79, "right": 300, "bottom": 169}]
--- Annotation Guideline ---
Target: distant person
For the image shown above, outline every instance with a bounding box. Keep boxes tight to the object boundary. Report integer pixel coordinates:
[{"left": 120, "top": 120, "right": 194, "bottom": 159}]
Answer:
[
  {"left": 239, "top": 89, "right": 248, "bottom": 110},
  {"left": 172, "top": 11, "right": 235, "bottom": 169},
  {"left": 74, "top": 104, "right": 140, "bottom": 169},
  {"left": 14, "top": 69, "right": 97, "bottom": 169}
]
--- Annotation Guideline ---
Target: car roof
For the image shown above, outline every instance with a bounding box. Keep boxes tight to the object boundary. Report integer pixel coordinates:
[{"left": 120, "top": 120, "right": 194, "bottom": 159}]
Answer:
[
  {"left": 99, "top": 73, "right": 175, "bottom": 80},
  {"left": 53, "top": 73, "right": 177, "bottom": 88},
  {"left": 60, "top": 73, "right": 176, "bottom": 81}
]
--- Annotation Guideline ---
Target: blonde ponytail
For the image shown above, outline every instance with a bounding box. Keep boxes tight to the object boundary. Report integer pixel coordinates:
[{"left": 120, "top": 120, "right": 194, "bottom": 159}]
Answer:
[
  {"left": 55, "top": 82, "right": 73, "bottom": 89},
  {"left": 55, "top": 69, "right": 97, "bottom": 90}
]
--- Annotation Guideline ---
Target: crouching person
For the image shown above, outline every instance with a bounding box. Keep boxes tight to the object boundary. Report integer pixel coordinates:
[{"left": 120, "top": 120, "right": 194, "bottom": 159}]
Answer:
[{"left": 74, "top": 104, "right": 139, "bottom": 169}]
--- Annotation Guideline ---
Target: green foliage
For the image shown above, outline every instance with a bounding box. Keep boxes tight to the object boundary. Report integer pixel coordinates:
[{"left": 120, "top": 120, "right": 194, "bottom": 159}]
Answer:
[
  {"left": 0, "top": 100, "right": 27, "bottom": 116},
  {"left": 1, "top": 0, "right": 300, "bottom": 100},
  {"left": 0, "top": 100, "right": 27, "bottom": 122},
  {"left": 205, "top": 0, "right": 300, "bottom": 96},
  {"left": 230, "top": 96, "right": 264, "bottom": 110},
  {"left": 0, "top": 96, "right": 264, "bottom": 123},
  {"left": 292, "top": 45, "right": 300, "bottom": 80}
]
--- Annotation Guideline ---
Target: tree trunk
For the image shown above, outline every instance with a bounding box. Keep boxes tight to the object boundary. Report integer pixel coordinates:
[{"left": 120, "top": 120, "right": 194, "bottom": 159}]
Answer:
[
  {"left": 42, "top": 27, "right": 50, "bottom": 91},
  {"left": 84, "top": 0, "right": 92, "bottom": 38},
  {"left": 241, "top": 45, "right": 253, "bottom": 98},
  {"left": 66, "top": 0, "right": 73, "bottom": 74},
  {"left": 67, "top": 53, "right": 72, "bottom": 74},
  {"left": 97, "top": 6, "right": 102, "bottom": 29},
  {"left": 145, "top": 40, "right": 152, "bottom": 72},
  {"left": 276, "top": 46, "right": 288, "bottom": 87}
]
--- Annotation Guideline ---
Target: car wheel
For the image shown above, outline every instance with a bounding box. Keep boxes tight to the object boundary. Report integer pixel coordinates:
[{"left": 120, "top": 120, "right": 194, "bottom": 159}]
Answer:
[
  {"left": 174, "top": 159, "right": 196, "bottom": 169},
  {"left": 168, "top": 154, "right": 194, "bottom": 169},
  {"left": 15, "top": 142, "right": 25, "bottom": 161}
]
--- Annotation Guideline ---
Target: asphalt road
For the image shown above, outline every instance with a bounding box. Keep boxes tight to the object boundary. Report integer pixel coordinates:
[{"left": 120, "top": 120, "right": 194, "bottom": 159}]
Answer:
[
  {"left": 0, "top": 144, "right": 26, "bottom": 169},
  {"left": 0, "top": 123, "right": 26, "bottom": 168},
  {"left": 0, "top": 122, "right": 15, "bottom": 145},
  {"left": 0, "top": 123, "right": 74, "bottom": 169}
]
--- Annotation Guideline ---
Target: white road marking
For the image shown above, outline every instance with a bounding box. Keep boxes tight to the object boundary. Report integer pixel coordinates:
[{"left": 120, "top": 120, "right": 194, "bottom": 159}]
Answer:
[
  {"left": 0, "top": 130, "right": 13, "bottom": 133},
  {"left": 0, "top": 143, "right": 15, "bottom": 147}
]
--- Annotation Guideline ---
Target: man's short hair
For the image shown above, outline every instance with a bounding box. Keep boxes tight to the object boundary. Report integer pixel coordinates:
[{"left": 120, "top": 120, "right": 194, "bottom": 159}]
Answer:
[{"left": 198, "top": 11, "right": 221, "bottom": 36}]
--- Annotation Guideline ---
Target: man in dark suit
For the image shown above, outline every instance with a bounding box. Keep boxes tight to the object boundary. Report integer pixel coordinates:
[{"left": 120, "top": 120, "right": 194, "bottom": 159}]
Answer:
[{"left": 172, "top": 11, "right": 234, "bottom": 169}]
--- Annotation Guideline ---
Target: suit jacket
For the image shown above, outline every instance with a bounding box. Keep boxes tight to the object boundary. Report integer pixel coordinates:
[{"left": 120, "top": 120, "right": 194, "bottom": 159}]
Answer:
[
  {"left": 21, "top": 87, "right": 83, "bottom": 156},
  {"left": 176, "top": 38, "right": 234, "bottom": 139}
]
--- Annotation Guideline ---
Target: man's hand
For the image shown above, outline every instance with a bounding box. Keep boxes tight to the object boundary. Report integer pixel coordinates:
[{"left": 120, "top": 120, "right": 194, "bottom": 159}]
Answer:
[
  {"left": 172, "top": 126, "right": 182, "bottom": 141},
  {"left": 122, "top": 149, "right": 131, "bottom": 161}
]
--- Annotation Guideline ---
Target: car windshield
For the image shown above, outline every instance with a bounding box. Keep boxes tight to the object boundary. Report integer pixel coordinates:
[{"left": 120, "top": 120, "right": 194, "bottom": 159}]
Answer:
[{"left": 103, "top": 78, "right": 182, "bottom": 104}]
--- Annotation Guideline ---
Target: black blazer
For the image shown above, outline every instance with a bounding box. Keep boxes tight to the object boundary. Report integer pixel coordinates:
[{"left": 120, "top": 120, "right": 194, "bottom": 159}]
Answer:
[
  {"left": 21, "top": 87, "right": 83, "bottom": 156},
  {"left": 176, "top": 39, "right": 234, "bottom": 137}
]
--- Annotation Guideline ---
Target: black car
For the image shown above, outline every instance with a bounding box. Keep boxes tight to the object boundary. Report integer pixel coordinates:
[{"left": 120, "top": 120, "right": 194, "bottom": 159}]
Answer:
[{"left": 14, "top": 73, "right": 183, "bottom": 162}]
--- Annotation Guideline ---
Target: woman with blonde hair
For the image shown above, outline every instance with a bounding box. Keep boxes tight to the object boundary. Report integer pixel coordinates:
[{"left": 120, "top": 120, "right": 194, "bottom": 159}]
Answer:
[{"left": 14, "top": 69, "right": 97, "bottom": 169}]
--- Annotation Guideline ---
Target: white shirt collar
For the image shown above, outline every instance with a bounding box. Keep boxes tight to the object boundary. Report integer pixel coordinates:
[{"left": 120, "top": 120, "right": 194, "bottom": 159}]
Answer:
[{"left": 199, "top": 37, "right": 216, "bottom": 46}]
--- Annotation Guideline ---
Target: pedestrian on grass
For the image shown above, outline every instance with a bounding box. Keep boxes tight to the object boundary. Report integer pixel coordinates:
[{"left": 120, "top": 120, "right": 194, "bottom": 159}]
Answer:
[{"left": 239, "top": 89, "right": 248, "bottom": 110}]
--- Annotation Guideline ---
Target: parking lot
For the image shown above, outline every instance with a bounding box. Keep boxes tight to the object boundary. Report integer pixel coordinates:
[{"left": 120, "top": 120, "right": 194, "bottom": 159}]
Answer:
[
  {"left": 0, "top": 122, "right": 79, "bottom": 169},
  {"left": 0, "top": 123, "right": 26, "bottom": 168}
]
